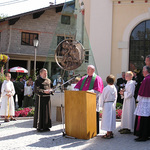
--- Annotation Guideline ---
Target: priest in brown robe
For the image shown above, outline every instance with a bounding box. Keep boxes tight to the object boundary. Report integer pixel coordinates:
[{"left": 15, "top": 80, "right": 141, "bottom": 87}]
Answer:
[{"left": 33, "top": 68, "right": 53, "bottom": 132}]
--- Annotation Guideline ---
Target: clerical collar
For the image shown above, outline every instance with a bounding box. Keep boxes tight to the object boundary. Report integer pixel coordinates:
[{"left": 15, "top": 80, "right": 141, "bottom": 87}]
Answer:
[
  {"left": 86, "top": 73, "right": 95, "bottom": 78},
  {"left": 40, "top": 76, "right": 47, "bottom": 79}
]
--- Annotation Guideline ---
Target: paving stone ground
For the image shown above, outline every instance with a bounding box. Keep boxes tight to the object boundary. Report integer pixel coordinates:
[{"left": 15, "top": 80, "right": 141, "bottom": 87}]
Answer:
[{"left": 0, "top": 119, "right": 150, "bottom": 150}]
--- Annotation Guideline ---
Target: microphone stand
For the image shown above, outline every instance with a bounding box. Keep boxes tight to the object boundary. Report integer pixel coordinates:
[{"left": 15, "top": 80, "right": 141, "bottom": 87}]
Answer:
[
  {"left": 53, "top": 75, "right": 79, "bottom": 92},
  {"left": 52, "top": 75, "right": 78, "bottom": 141}
]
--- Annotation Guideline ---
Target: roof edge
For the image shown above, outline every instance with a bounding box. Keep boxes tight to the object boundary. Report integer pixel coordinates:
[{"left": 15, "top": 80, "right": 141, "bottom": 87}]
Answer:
[{"left": 0, "top": 3, "right": 64, "bottom": 23}]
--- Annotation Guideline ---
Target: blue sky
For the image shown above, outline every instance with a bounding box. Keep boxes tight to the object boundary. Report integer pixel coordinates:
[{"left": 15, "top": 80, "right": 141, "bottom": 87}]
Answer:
[{"left": 0, "top": 0, "right": 70, "bottom": 17}]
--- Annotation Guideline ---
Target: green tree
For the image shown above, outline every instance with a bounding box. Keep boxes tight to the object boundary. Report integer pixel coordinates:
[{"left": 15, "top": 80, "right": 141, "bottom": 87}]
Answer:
[{"left": 0, "top": 13, "right": 8, "bottom": 19}]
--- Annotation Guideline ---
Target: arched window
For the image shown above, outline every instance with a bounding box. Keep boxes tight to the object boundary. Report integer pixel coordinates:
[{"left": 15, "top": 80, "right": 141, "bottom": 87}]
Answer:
[{"left": 129, "top": 20, "right": 150, "bottom": 71}]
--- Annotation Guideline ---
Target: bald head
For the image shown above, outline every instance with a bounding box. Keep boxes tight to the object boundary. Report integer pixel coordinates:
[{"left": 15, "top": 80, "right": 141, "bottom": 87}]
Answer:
[{"left": 87, "top": 65, "right": 95, "bottom": 76}]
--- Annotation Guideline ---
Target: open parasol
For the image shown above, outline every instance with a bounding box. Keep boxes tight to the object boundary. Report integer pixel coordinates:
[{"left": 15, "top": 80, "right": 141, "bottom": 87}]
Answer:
[{"left": 8, "top": 66, "right": 28, "bottom": 73}]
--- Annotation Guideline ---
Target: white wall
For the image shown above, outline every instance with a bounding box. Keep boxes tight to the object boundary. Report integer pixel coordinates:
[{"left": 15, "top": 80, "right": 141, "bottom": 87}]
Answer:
[{"left": 89, "top": 0, "right": 113, "bottom": 81}]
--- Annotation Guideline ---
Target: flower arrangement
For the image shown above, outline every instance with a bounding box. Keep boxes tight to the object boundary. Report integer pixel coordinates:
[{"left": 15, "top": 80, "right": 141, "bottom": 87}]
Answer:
[
  {"left": 0, "top": 54, "right": 10, "bottom": 68},
  {"left": 116, "top": 109, "right": 122, "bottom": 119},
  {"left": 0, "top": 54, "right": 10, "bottom": 82},
  {"left": 15, "top": 107, "right": 35, "bottom": 117}
]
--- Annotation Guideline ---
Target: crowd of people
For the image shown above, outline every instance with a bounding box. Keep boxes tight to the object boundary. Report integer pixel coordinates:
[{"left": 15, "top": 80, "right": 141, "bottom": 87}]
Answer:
[
  {"left": 102, "top": 55, "right": 150, "bottom": 142},
  {"left": 11, "top": 76, "right": 34, "bottom": 108},
  {"left": 0, "top": 55, "right": 150, "bottom": 142},
  {"left": 73, "top": 55, "right": 150, "bottom": 142}
]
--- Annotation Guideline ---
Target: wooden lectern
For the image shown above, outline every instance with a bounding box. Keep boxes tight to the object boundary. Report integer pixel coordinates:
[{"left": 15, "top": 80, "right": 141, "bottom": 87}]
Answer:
[{"left": 65, "top": 90, "right": 97, "bottom": 140}]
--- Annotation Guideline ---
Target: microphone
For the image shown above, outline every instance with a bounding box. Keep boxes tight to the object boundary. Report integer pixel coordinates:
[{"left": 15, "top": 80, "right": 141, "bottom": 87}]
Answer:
[{"left": 73, "top": 74, "right": 80, "bottom": 77}]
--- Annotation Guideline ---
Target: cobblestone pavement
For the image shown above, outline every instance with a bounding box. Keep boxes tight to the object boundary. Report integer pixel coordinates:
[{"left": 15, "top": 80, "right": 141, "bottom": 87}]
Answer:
[{"left": 0, "top": 119, "right": 150, "bottom": 150}]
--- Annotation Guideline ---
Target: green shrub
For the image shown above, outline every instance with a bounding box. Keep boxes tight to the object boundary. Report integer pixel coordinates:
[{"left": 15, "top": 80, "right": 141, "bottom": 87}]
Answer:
[
  {"left": 27, "top": 109, "right": 35, "bottom": 117},
  {"left": 0, "top": 72, "right": 5, "bottom": 82},
  {"left": 116, "top": 102, "right": 123, "bottom": 109}
]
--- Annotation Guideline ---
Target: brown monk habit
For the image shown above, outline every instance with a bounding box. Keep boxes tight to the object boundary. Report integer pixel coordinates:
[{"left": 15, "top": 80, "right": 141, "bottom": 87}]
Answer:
[{"left": 33, "top": 76, "right": 52, "bottom": 131}]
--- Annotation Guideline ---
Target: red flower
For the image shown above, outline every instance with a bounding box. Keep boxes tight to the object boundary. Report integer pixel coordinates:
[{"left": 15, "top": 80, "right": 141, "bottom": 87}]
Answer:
[
  {"left": 15, "top": 107, "right": 33, "bottom": 117},
  {"left": 116, "top": 109, "right": 122, "bottom": 119},
  {"left": 99, "top": 109, "right": 122, "bottom": 119},
  {"left": 15, "top": 111, "right": 20, "bottom": 117},
  {"left": 99, "top": 112, "right": 102, "bottom": 118}
]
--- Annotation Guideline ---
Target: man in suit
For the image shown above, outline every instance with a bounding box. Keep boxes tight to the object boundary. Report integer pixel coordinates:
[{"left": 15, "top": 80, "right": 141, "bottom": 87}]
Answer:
[
  {"left": 116, "top": 72, "right": 127, "bottom": 104},
  {"left": 16, "top": 77, "right": 24, "bottom": 108}
]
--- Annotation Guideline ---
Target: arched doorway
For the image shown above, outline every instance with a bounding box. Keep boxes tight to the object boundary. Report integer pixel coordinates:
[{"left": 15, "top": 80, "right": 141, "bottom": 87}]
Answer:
[{"left": 129, "top": 20, "right": 150, "bottom": 71}]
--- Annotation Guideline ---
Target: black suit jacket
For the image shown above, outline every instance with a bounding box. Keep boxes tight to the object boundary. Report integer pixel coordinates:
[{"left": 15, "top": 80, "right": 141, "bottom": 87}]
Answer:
[{"left": 116, "top": 78, "right": 127, "bottom": 92}]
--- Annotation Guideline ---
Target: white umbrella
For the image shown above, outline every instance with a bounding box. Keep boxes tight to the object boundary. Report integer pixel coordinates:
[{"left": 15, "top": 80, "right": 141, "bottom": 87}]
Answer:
[{"left": 8, "top": 66, "right": 28, "bottom": 73}]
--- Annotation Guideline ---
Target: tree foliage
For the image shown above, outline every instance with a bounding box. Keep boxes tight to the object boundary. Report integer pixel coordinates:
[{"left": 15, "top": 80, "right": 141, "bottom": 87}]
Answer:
[{"left": 0, "top": 13, "right": 8, "bottom": 19}]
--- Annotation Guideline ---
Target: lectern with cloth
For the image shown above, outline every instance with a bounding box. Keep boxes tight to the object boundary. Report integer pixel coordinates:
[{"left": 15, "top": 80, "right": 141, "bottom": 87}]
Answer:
[{"left": 65, "top": 90, "right": 97, "bottom": 140}]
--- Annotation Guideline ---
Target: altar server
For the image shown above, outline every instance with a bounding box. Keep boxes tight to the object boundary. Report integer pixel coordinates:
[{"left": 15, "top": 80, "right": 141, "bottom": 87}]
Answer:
[
  {"left": 100, "top": 75, "right": 117, "bottom": 139},
  {"left": 119, "top": 71, "right": 135, "bottom": 134},
  {"left": 0, "top": 73, "right": 16, "bottom": 122}
]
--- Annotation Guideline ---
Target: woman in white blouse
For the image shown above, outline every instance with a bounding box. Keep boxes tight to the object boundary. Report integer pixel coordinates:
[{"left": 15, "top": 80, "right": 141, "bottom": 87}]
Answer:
[{"left": 23, "top": 81, "right": 34, "bottom": 107}]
